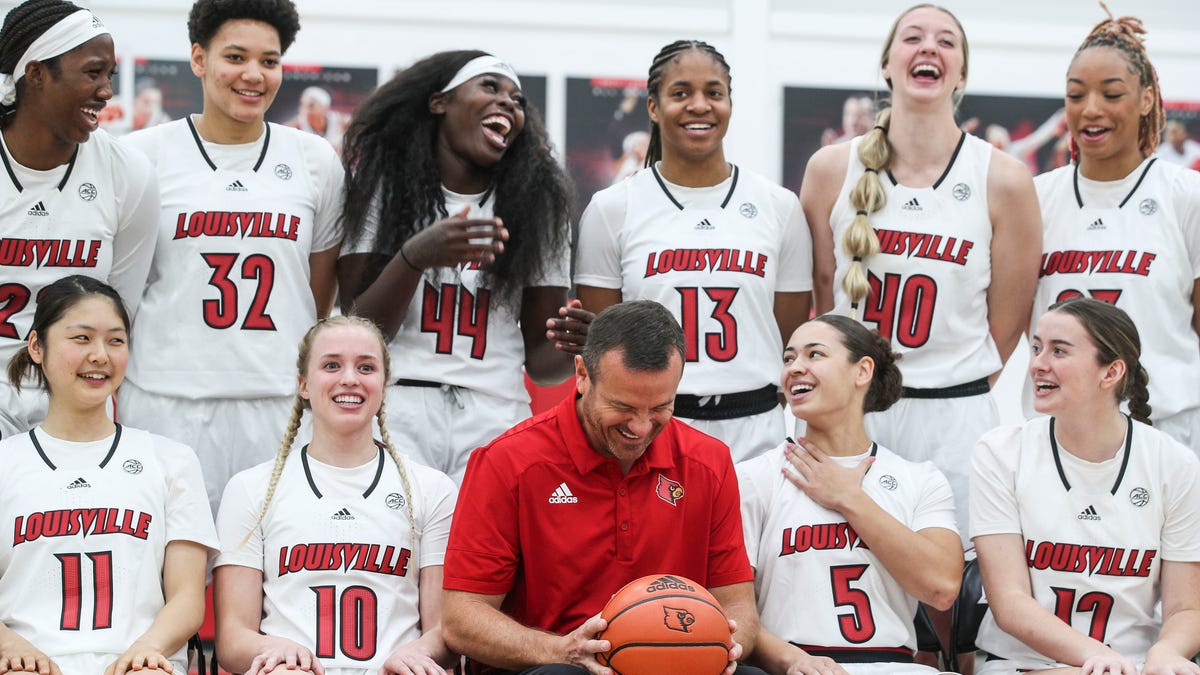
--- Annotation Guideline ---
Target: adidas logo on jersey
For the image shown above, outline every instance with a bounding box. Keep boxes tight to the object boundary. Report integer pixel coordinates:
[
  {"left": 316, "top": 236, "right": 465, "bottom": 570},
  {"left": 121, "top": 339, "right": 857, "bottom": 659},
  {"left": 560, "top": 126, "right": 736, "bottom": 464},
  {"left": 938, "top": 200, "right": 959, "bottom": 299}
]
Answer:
[
  {"left": 331, "top": 508, "right": 354, "bottom": 520},
  {"left": 27, "top": 201, "right": 49, "bottom": 217},
  {"left": 226, "top": 180, "right": 248, "bottom": 192},
  {"left": 67, "top": 477, "right": 90, "bottom": 489},
  {"left": 548, "top": 482, "right": 578, "bottom": 504},
  {"left": 901, "top": 197, "right": 922, "bottom": 211},
  {"left": 695, "top": 218, "right": 715, "bottom": 230},
  {"left": 1087, "top": 218, "right": 1105, "bottom": 231},
  {"left": 1077, "top": 505, "right": 1101, "bottom": 521}
]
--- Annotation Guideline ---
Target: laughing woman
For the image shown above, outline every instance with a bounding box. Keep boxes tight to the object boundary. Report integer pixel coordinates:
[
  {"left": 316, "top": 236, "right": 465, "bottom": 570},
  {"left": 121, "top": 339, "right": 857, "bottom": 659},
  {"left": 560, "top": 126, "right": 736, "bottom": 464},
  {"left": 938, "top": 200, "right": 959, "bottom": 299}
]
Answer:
[
  {"left": 0, "top": 0, "right": 158, "bottom": 439},
  {"left": 339, "top": 50, "right": 584, "bottom": 482}
]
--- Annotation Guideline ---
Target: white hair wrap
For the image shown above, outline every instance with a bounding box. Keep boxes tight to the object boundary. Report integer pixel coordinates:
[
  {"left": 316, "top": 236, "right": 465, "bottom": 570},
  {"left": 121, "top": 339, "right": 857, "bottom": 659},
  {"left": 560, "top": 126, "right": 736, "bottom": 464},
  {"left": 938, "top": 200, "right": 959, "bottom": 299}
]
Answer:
[
  {"left": 439, "top": 55, "right": 521, "bottom": 93},
  {"left": 0, "top": 9, "right": 110, "bottom": 106}
]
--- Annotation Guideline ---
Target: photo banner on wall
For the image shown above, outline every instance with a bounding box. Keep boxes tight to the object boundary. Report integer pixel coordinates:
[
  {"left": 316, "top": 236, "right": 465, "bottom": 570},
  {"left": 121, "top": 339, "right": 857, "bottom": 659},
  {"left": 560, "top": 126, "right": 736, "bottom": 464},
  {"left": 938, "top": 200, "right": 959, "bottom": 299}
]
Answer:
[
  {"left": 266, "top": 64, "right": 379, "bottom": 157},
  {"left": 781, "top": 86, "right": 1066, "bottom": 193},
  {"left": 1159, "top": 101, "right": 1200, "bottom": 170},
  {"left": 101, "top": 58, "right": 199, "bottom": 136},
  {"left": 565, "top": 76, "right": 650, "bottom": 218}
]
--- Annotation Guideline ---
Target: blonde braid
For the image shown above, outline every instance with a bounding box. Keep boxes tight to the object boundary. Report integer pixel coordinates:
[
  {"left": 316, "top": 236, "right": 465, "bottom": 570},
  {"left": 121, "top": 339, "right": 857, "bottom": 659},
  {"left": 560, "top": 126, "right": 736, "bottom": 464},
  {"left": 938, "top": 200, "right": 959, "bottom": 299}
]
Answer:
[
  {"left": 240, "top": 395, "right": 305, "bottom": 548},
  {"left": 842, "top": 107, "right": 892, "bottom": 318},
  {"left": 376, "top": 406, "right": 417, "bottom": 547}
]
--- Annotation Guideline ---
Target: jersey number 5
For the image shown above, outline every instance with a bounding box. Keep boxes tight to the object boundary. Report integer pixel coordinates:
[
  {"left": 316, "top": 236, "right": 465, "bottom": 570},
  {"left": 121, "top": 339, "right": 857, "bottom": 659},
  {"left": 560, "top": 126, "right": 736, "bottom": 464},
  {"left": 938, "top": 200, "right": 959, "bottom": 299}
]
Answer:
[
  {"left": 201, "top": 253, "right": 277, "bottom": 330},
  {"left": 830, "top": 564, "right": 876, "bottom": 644},
  {"left": 56, "top": 551, "right": 113, "bottom": 631},
  {"left": 863, "top": 272, "right": 937, "bottom": 349},
  {"left": 312, "top": 585, "right": 377, "bottom": 661},
  {"left": 677, "top": 287, "right": 739, "bottom": 362}
]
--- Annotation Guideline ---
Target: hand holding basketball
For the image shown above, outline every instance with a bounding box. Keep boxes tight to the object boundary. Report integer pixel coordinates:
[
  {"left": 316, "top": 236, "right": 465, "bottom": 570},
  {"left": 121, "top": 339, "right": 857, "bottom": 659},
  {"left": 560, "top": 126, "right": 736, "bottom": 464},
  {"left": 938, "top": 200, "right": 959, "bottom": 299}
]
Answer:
[{"left": 557, "top": 613, "right": 611, "bottom": 675}]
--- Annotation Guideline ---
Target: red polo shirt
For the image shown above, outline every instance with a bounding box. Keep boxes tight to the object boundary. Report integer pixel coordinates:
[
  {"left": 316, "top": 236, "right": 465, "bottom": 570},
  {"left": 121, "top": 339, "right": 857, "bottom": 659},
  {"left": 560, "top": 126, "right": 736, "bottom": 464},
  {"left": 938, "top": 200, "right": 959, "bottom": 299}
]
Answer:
[{"left": 443, "top": 389, "right": 753, "bottom": 635}]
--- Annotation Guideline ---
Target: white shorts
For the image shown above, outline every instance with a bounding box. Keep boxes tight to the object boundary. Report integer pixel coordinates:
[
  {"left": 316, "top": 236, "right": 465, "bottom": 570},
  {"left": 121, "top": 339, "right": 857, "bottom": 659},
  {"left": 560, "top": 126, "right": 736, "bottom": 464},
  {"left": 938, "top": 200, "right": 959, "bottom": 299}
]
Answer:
[
  {"left": 678, "top": 404, "right": 789, "bottom": 463},
  {"left": 864, "top": 393, "right": 999, "bottom": 547},
  {"left": 976, "top": 658, "right": 1144, "bottom": 674},
  {"left": 117, "top": 381, "right": 301, "bottom": 515},
  {"left": 384, "top": 382, "right": 530, "bottom": 483},
  {"left": 0, "top": 380, "right": 48, "bottom": 440},
  {"left": 843, "top": 664, "right": 948, "bottom": 675},
  {"left": 1156, "top": 406, "right": 1200, "bottom": 454},
  {"left": 49, "top": 652, "right": 186, "bottom": 675}
]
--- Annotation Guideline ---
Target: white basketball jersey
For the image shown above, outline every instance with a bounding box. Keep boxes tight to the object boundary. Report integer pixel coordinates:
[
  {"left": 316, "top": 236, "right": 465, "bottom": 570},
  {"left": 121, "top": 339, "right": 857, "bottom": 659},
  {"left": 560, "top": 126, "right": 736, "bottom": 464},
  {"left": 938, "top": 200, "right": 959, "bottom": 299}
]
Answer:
[
  {"left": 830, "top": 134, "right": 1000, "bottom": 388},
  {"left": 575, "top": 165, "right": 813, "bottom": 395},
  {"left": 1032, "top": 159, "right": 1200, "bottom": 420},
  {"left": 738, "top": 444, "right": 957, "bottom": 651},
  {"left": 347, "top": 188, "right": 570, "bottom": 403},
  {"left": 216, "top": 447, "right": 457, "bottom": 672},
  {"left": 123, "top": 119, "right": 343, "bottom": 398},
  {"left": 0, "top": 128, "right": 156, "bottom": 365},
  {"left": 0, "top": 425, "right": 218, "bottom": 669},
  {"left": 971, "top": 418, "right": 1200, "bottom": 667}
]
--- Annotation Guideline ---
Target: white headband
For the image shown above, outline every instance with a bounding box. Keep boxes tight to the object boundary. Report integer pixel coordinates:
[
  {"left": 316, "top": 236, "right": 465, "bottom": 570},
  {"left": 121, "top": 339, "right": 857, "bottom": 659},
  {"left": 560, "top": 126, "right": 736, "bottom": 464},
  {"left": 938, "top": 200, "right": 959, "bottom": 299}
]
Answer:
[
  {"left": 0, "top": 9, "right": 110, "bottom": 106},
  {"left": 440, "top": 55, "right": 521, "bottom": 93}
]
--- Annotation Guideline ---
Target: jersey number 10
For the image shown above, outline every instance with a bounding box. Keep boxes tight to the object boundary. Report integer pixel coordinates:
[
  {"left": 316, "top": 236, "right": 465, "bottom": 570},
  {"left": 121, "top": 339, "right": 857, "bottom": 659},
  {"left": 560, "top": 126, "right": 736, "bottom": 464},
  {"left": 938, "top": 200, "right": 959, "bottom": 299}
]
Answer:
[{"left": 312, "top": 585, "right": 377, "bottom": 661}]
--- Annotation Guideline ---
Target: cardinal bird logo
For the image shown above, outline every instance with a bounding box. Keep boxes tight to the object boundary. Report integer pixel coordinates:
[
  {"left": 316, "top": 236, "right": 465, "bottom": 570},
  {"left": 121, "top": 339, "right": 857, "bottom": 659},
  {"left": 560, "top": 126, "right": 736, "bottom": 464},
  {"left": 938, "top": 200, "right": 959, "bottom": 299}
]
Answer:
[
  {"left": 656, "top": 474, "right": 685, "bottom": 506},
  {"left": 663, "top": 606, "right": 696, "bottom": 633}
]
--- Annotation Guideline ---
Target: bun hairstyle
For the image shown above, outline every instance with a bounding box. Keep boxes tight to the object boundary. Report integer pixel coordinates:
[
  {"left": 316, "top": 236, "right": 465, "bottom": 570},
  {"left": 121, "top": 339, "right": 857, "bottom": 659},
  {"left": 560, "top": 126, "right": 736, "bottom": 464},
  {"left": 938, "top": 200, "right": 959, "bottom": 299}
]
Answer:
[
  {"left": 1069, "top": 2, "right": 1164, "bottom": 159},
  {"left": 1047, "top": 297, "right": 1151, "bottom": 424},
  {"left": 812, "top": 314, "right": 903, "bottom": 413},
  {"left": 843, "top": 5, "right": 969, "bottom": 316},
  {"left": 6, "top": 275, "right": 129, "bottom": 392}
]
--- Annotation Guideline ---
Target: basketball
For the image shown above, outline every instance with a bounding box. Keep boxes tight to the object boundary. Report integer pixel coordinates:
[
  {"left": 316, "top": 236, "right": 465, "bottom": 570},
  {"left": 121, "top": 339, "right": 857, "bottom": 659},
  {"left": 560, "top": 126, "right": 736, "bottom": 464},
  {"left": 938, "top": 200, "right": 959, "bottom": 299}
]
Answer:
[{"left": 597, "top": 574, "right": 732, "bottom": 675}]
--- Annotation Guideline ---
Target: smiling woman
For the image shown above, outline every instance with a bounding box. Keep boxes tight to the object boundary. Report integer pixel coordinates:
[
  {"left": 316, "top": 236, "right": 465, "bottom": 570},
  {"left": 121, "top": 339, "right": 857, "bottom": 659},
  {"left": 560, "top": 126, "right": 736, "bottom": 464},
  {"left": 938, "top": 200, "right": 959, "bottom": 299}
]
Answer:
[
  {"left": 338, "top": 49, "right": 583, "bottom": 483},
  {"left": 0, "top": 0, "right": 159, "bottom": 440},
  {"left": 117, "top": 0, "right": 347, "bottom": 516}
]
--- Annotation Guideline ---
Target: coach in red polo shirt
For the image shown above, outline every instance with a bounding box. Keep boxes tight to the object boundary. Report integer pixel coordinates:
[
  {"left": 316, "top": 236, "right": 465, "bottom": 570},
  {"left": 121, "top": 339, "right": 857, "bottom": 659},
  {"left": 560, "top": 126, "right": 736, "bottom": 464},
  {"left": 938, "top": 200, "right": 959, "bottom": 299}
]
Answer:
[{"left": 442, "top": 301, "right": 766, "bottom": 675}]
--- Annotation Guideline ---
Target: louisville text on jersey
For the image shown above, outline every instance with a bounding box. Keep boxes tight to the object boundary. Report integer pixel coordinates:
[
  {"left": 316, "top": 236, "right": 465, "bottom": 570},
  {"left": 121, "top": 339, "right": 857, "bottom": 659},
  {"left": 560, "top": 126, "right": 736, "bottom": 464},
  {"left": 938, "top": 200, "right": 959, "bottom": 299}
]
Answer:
[
  {"left": 0, "top": 238, "right": 100, "bottom": 268},
  {"left": 1025, "top": 539, "right": 1156, "bottom": 578},
  {"left": 779, "top": 522, "right": 870, "bottom": 557},
  {"left": 643, "top": 248, "right": 767, "bottom": 278},
  {"left": 277, "top": 542, "right": 413, "bottom": 578},
  {"left": 1038, "top": 250, "right": 1155, "bottom": 278},
  {"left": 12, "top": 508, "right": 151, "bottom": 546},
  {"left": 173, "top": 211, "right": 302, "bottom": 241},
  {"left": 875, "top": 229, "right": 974, "bottom": 266}
]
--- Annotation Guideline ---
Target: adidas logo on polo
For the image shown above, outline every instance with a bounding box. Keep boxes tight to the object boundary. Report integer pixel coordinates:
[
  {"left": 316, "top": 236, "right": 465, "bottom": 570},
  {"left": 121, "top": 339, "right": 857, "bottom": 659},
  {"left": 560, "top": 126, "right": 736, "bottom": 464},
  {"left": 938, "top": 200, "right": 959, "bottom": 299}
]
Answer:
[
  {"left": 27, "top": 201, "right": 49, "bottom": 216},
  {"left": 226, "top": 180, "right": 248, "bottom": 192},
  {"left": 548, "top": 482, "right": 578, "bottom": 504},
  {"left": 901, "top": 197, "right": 921, "bottom": 211},
  {"left": 331, "top": 508, "right": 354, "bottom": 520},
  {"left": 1087, "top": 218, "right": 1105, "bottom": 231},
  {"left": 1077, "top": 505, "right": 1100, "bottom": 521},
  {"left": 695, "top": 218, "right": 714, "bottom": 230},
  {"left": 67, "top": 477, "right": 90, "bottom": 489}
]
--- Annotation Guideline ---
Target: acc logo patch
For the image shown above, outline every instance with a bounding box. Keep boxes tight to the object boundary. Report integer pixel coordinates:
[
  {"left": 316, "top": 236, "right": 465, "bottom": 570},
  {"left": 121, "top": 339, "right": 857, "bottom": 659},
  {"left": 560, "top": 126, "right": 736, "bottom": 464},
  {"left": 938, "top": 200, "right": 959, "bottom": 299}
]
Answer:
[
  {"left": 655, "top": 474, "right": 684, "bottom": 506},
  {"left": 122, "top": 459, "right": 143, "bottom": 475},
  {"left": 878, "top": 474, "right": 898, "bottom": 491},
  {"left": 1139, "top": 198, "right": 1157, "bottom": 215},
  {"left": 739, "top": 202, "right": 758, "bottom": 218},
  {"left": 1129, "top": 487, "right": 1150, "bottom": 507},
  {"left": 385, "top": 492, "right": 405, "bottom": 510},
  {"left": 78, "top": 183, "right": 97, "bottom": 201},
  {"left": 275, "top": 163, "right": 293, "bottom": 180},
  {"left": 663, "top": 606, "right": 696, "bottom": 633},
  {"left": 952, "top": 183, "right": 971, "bottom": 201}
]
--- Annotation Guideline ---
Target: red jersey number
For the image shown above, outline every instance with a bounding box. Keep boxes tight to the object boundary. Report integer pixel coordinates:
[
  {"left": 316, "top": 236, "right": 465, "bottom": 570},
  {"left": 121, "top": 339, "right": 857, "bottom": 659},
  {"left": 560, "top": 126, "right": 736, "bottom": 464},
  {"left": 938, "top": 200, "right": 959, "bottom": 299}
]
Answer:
[
  {"left": 420, "top": 282, "right": 490, "bottom": 360},
  {"left": 201, "top": 253, "right": 278, "bottom": 330},
  {"left": 830, "top": 564, "right": 876, "bottom": 644},
  {"left": 0, "top": 283, "right": 32, "bottom": 340},
  {"left": 863, "top": 272, "right": 937, "bottom": 349},
  {"left": 1051, "top": 587, "right": 1114, "bottom": 642},
  {"left": 56, "top": 551, "right": 113, "bottom": 631},
  {"left": 312, "top": 585, "right": 378, "bottom": 661},
  {"left": 677, "top": 287, "right": 739, "bottom": 362},
  {"left": 1054, "top": 288, "right": 1123, "bottom": 306}
]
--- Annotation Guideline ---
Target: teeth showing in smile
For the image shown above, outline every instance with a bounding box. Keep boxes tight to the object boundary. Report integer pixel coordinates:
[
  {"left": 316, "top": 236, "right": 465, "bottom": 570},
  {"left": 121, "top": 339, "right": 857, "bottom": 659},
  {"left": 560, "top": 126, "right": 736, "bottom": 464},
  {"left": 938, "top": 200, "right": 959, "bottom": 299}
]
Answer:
[
  {"left": 685, "top": 123, "right": 713, "bottom": 130},
  {"left": 617, "top": 428, "right": 638, "bottom": 440},
  {"left": 234, "top": 89, "right": 263, "bottom": 97},
  {"left": 81, "top": 107, "right": 102, "bottom": 118},
  {"left": 1034, "top": 380, "right": 1058, "bottom": 392},
  {"left": 81, "top": 373, "right": 106, "bottom": 380},
  {"left": 912, "top": 64, "right": 941, "bottom": 78},
  {"left": 791, "top": 384, "right": 813, "bottom": 395},
  {"left": 334, "top": 394, "right": 364, "bottom": 404},
  {"left": 482, "top": 115, "right": 511, "bottom": 135}
]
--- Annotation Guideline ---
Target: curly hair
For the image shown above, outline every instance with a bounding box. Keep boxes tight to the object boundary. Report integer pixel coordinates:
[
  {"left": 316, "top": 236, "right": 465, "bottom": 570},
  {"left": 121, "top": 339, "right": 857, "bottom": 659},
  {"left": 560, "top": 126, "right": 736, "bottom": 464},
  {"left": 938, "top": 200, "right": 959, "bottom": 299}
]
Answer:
[
  {"left": 1070, "top": 2, "right": 1163, "bottom": 159},
  {"left": 340, "top": 50, "right": 572, "bottom": 310},
  {"left": 187, "top": 0, "right": 300, "bottom": 52},
  {"left": 0, "top": 0, "right": 84, "bottom": 118}
]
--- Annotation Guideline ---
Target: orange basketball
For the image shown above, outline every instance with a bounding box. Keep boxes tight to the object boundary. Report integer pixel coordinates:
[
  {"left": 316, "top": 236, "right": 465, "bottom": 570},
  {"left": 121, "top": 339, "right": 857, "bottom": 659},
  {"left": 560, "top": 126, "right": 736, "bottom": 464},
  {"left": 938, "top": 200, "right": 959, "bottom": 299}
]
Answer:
[{"left": 597, "top": 574, "right": 731, "bottom": 675}]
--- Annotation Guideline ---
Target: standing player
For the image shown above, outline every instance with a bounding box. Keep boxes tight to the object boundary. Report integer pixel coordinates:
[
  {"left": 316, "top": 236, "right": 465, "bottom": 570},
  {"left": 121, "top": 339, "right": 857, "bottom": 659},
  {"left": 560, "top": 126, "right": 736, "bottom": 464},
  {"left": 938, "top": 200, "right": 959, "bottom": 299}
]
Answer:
[
  {"left": 0, "top": 0, "right": 158, "bottom": 439},
  {"left": 339, "top": 50, "right": 585, "bottom": 482},
  {"left": 972, "top": 298, "right": 1200, "bottom": 674},
  {"left": 575, "top": 40, "right": 813, "bottom": 463},
  {"left": 740, "top": 315, "right": 962, "bottom": 675},
  {"left": 0, "top": 275, "right": 215, "bottom": 675},
  {"left": 1032, "top": 8, "right": 1200, "bottom": 450},
  {"left": 800, "top": 4, "right": 1041, "bottom": 540},
  {"left": 215, "top": 315, "right": 457, "bottom": 675},
  {"left": 119, "top": 0, "right": 343, "bottom": 513}
]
